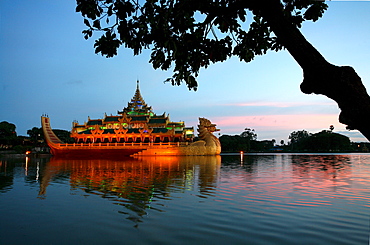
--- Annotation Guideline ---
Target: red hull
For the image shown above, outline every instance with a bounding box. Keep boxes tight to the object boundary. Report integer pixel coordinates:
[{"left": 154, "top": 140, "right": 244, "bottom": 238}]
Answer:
[{"left": 49, "top": 147, "right": 144, "bottom": 158}]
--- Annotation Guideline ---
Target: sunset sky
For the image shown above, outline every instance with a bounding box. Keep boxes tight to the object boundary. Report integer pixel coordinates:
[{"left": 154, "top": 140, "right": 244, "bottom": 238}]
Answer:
[{"left": 1, "top": 1, "right": 370, "bottom": 143}]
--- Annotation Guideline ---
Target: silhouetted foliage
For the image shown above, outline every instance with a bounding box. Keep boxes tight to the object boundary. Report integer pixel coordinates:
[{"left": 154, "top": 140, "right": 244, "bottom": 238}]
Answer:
[
  {"left": 219, "top": 135, "right": 249, "bottom": 152},
  {"left": 53, "top": 129, "right": 75, "bottom": 143},
  {"left": 221, "top": 128, "right": 352, "bottom": 153},
  {"left": 240, "top": 128, "right": 257, "bottom": 140},
  {"left": 76, "top": 0, "right": 370, "bottom": 141},
  {"left": 76, "top": 0, "right": 327, "bottom": 90},
  {"left": 288, "top": 130, "right": 351, "bottom": 152},
  {"left": 0, "top": 121, "right": 18, "bottom": 146},
  {"left": 250, "top": 140, "right": 274, "bottom": 152},
  {"left": 27, "top": 127, "right": 75, "bottom": 144},
  {"left": 305, "top": 130, "right": 351, "bottom": 152},
  {"left": 0, "top": 121, "right": 17, "bottom": 137},
  {"left": 220, "top": 127, "right": 275, "bottom": 152},
  {"left": 27, "top": 127, "right": 44, "bottom": 144},
  {"left": 219, "top": 135, "right": 274, "bottom": 152},
  {"left": 288, "top": 130, "right": 310, "bottom": 151},
  {"left": 240, "top": 127, "right": 257, "bottom": 151}
]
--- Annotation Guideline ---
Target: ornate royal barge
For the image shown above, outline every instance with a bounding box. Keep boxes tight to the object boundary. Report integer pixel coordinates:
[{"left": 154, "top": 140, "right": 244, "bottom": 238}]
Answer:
[{"left": 42, "top": 81, "right": 221, "bottom": 157}]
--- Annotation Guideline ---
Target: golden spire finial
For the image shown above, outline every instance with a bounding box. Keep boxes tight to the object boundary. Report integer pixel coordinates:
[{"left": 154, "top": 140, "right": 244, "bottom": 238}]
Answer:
[{"left": 120, "top": 80, "right": 153, "bottom": 115}]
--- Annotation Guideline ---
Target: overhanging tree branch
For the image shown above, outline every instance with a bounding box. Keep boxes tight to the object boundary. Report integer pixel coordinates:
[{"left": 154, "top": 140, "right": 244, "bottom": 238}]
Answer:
[
  {"left": 253, "top": 0, "right": 370, "bottom": 139},
  {"left": 76, "top": 0, "right": 370, "bottom": 141}
]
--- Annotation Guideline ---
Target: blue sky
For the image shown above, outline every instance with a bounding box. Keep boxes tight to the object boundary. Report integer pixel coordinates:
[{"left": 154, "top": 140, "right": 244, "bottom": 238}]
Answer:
[{"left": 1, "top": 1, "right": 370, "bottom": 143}]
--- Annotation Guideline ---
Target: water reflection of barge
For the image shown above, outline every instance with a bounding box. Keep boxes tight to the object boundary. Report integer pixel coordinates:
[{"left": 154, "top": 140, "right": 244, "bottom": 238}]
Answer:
[
  {"left": 41, "top": 81, "right": 221, "bottom": 157},
  {"left": 39, "top": 156, "right": 221, "bottom": 200}
]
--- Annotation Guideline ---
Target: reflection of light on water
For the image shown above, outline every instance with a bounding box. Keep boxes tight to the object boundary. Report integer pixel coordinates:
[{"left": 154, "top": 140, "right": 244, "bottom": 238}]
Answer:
[
  {"left": 218, "top": 154, "right": 366, "bottom": 209},
  {"left": 36, "top": 161, "right": 39, "bottom": 181},
  {"left": 25, "top": 156, "right": 29, "bottom": 176},
  {"left": 41, "top": 156, "right": 221, "bottom": 224},
  {"left": 3, "top": 154, "right": 370, "bottom": 244}
]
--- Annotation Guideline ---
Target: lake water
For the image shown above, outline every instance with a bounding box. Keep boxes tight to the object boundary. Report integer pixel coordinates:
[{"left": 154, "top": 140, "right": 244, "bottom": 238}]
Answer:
[{"left": 1, "top": 153, "right": 369, "bottom": 245}]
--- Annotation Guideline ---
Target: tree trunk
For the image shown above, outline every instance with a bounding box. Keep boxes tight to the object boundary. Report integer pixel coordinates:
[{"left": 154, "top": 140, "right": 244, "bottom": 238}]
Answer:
[{"left": 253, "top": 1, "right": 370, "bottom": 141}]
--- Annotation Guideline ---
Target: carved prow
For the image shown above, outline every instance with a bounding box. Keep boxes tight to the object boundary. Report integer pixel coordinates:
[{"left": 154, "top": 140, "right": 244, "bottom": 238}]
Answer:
[{"left": 41, "top": 116, "right": 64, "bottom": 145}]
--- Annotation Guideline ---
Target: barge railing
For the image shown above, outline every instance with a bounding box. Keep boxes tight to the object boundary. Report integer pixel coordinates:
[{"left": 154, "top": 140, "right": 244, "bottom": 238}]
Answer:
[{"left": 55, "top": 142, "right": 190, "bottom": 148}]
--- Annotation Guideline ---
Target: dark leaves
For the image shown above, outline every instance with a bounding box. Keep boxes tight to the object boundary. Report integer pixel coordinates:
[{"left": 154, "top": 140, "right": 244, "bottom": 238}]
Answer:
[
  {"left": 93, "top": 19, "right": 101, "bottom": 29},
  {"left": 233, "top": 16, "right": 272, "bottom": 62},
  {"left": 84, "top": 18, "right": 91, "bottom": 27},
  {"left": 304, "top": 2, "right": 328, "bottom": 22},
  {"left": 94, "top": 32, "right": 121, "bottom": 58},
  {"left": 76, "top": 0, "right": 102, "bottom": 20},
  {"left": 150, "top": 49, "right": 166, "bottom": 70},
  {"left": 77, "top": 0, "right": 328, "bottom": 90},
  {"left": 282, "top": 0, "right": 328, "bottom": 27},
  {"left": 82, "top": 29, "right": 93, "bottom": 40},
  {"left": 114, "top": 1, "right": 135, "bottom": 19}
]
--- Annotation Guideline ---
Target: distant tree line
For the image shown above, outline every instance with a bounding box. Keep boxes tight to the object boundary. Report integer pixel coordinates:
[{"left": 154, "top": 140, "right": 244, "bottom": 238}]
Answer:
[
  {"left": 26, "top": 127, "right": 74, "bottom": 144},
  {"left": 0, "top": 121, "right": 19, "bottom": 146},
  {"left": 0, "top": 121, "right": 73, "bottom": 154},
  {"left": 220, "top": 128, "right": 275, "bottom": 152},
  {"left": 1, "top": 120, "right": 370, "bottom": 154},
  {"left": 288, "top": 129, "right": 352, "bottom": 152},
  {"left": 220, "top": 127, "right": 369, "bottom": 153}
]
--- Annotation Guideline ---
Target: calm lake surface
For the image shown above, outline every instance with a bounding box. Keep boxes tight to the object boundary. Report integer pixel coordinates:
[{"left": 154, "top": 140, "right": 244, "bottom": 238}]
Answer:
[{"left": 1, "top": 153, "right": 369, "bottom": 245}]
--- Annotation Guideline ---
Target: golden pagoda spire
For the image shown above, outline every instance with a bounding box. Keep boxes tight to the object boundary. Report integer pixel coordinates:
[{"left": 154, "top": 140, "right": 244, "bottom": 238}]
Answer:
[
  {"left": 132, "top": 80, "right": 145, "bottom": 106},
  {"left": 119, "top": 80, "right": 153, "bottom": 115}
]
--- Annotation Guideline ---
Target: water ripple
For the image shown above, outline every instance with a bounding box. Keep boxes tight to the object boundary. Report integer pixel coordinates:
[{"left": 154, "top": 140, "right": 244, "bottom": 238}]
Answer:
[{"left": 1, "top": 154, "right": 369, "bottom": 244}]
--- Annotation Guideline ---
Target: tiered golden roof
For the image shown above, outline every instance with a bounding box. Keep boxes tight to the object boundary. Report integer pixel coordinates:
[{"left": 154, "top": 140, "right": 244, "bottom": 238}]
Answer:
[{"left": 70, "top": 81, "right": 194, "bottom": 144}]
